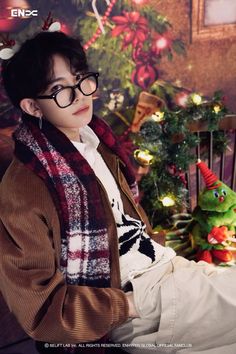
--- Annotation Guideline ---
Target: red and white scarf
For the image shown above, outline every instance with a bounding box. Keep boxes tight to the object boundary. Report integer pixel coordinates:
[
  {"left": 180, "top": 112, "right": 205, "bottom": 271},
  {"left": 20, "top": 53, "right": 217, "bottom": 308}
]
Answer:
[{"left": 14, "top": 114, "right": 138, "bottom": 287}]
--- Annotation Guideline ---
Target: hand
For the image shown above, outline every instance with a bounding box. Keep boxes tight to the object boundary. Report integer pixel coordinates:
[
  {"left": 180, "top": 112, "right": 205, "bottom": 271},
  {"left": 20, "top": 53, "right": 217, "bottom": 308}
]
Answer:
[{"left": 125, "top": 291, "right": 139, "bottom": 318}]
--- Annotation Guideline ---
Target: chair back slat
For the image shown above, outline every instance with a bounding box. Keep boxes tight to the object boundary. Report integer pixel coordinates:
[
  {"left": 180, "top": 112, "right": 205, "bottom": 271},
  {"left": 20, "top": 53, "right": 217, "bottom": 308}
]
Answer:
[
  {"left": 209, "top": 131, "right": 213, "bottom": 170},
  {"left": 188, "top": 115, "right": 236, "bottom": 211},
  {"left": 220, "top": 150, "right": 225, "bottom": 182}
]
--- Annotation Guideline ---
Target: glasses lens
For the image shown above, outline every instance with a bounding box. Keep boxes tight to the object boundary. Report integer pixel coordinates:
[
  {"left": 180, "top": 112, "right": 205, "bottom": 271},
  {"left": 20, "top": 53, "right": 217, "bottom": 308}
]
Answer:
[
  {"left": 80, "top": 74, "right": 98, "bottom": 96},
  {"left": 56, "top": 87, "right": 74, "bottom": 108}
]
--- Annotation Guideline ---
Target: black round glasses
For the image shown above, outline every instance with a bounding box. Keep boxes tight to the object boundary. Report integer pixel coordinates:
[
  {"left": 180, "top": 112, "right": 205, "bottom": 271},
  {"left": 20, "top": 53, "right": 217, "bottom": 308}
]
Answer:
[{"left": 37, "top": 72, "right": 99, "bottom": 108}]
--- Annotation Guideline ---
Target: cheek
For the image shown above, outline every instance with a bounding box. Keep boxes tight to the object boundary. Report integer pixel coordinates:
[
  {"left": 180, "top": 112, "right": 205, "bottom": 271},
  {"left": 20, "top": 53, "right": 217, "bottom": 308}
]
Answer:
[{"left": 40, "top": 102, "right": 62, "bottom": 120}]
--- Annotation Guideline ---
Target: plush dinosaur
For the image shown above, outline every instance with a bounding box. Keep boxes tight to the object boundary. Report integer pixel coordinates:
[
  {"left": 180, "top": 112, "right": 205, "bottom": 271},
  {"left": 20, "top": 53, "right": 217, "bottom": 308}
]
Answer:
[{"left": 190, "top": 160, "right": 236, "bottom": 264}]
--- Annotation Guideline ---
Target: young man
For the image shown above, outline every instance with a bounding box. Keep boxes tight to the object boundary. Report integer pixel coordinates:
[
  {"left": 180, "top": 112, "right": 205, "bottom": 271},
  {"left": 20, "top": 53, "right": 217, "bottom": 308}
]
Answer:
[{"left": 0, "top": 31, "right": 236, "bottom": 354}]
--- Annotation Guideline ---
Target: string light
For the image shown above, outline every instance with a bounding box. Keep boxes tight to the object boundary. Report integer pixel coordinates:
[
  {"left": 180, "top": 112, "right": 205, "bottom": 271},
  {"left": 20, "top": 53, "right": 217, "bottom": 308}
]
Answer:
[
  {"left": 155, "top": 36, "right": 169, "bottom": 50},
  {"left": 160, "top": 195, "right": 175, "bottom": 207},
  {"left": 213, "top": 104, "right": 221, "bottom": 114},
  {"left": 175, "top": 92, "right": 189, "bottom": 107},
  {"left": 151, "top": 111, "right": 165, "bottom": 122},
  {"left": 191, "top": 93, "right": 202, "bottom": 105},
  {"left": 132, "top": 0, "right": 148, "bottom": 4},
  {"left": 134, "top": 149, "right": 154, "bottom": 166}
]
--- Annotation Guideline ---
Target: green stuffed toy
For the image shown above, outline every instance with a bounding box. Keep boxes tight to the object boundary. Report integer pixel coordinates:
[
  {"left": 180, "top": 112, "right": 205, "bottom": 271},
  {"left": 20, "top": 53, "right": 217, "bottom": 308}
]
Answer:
[{"left": 190, "top": 160, "right": 236, "bottom": 264}]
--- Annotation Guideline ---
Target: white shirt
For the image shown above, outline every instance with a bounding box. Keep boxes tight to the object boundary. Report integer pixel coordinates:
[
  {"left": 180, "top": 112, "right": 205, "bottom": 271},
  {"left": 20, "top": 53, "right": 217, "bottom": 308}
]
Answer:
[{"left": 71, "top": 125, "right": 176, "bottom": 287}]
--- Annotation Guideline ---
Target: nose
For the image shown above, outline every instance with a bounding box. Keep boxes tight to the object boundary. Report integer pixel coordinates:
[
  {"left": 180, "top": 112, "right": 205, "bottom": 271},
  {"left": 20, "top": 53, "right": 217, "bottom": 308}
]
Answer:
[
  {"left": 73, "top": 87, "right": 83, "bottom": 103},
  {"left": 219, "top": 196, "right": 224, "bottom": 202}
]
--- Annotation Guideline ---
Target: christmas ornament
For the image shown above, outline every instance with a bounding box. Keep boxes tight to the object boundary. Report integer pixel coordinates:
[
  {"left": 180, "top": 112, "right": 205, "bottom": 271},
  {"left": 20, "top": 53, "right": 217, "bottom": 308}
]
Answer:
[
  {"left": 131, "top": 63, "right": 158, "bottom": 90},
  {"left": 83, "top": 0, "right": 116, "bottom": 50},
  {"left": 189, "top": 160, "right": 236, "bottom": 265},
  {"left": 0, "top": 33, "right": 18, "bottom": 60},
  {"left": 42, "top": 12, "right": 61, "bottom": 32},
  {"left": 92, "top": 0, "right": 111, "bottom": 34},
  {"left": 132, "top": 91, "right": 165, "bottom": 132},
  {"left": 174, "top": 91, "right": 189, "bottom": 107},
  {"left": 167, "top": 164, "right": 187, "bottom": 186},
  {"left": 107, "top": 90, "right": 125, "bottom": 111}
]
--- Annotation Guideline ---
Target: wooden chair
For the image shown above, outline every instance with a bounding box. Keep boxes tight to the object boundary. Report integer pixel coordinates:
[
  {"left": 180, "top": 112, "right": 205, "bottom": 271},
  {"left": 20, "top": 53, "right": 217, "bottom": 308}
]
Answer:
[
  {"left": 165, "top": 115, "right": 236, "bottom": 260},
  {"left": 187, "top": 114, "right": 236, "bottom": 211}
]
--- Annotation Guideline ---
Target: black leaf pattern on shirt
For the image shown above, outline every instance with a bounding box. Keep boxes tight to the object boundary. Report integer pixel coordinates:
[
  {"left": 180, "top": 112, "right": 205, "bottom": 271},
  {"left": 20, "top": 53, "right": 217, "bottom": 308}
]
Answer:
[
  {"left": 118, "top": 213, "right": 150, "bottom": 257},
  {"left": 120, "top": 235, "right": 140, "bottom": 256},
  {"left": 138, "top": 236, "right": 155, "bottom": 262},
  {"left": 118, "top": 213, "right": 144, "bottom": 243}
]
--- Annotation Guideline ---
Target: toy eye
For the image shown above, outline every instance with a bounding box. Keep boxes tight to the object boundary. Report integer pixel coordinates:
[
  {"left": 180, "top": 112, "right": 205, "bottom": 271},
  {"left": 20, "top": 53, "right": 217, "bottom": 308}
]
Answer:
[
  {"left": 213, "top": 191, "right": 219, "bottom": 198},
  {"left": 222, "top": 189, "right": 227, "bottom": 196}
]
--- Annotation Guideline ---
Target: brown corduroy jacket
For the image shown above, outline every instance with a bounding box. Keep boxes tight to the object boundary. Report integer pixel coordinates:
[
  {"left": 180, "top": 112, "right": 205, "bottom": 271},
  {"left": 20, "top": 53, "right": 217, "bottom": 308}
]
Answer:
[{"left": 0, "top": 142, "right": 163, "bottom": 344}]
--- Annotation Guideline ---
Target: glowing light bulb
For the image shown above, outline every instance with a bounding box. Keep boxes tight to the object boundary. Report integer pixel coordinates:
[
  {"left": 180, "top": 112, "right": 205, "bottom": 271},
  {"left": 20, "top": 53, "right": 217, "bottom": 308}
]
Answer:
[
  {"left": 160, "top": 196, "right": 175, "bottom": 207},
  {"left": 175, "top": 92, "right": 189, "bottom": 107},
  {"left": 191, "top": 93, "right": 202, "bottom": 105},
  {"left": 132, "top": 0, "right": 148, "bottom": 4},
  {"left": 213, "top": 104, "right": 221, "bottom": 114},
  {"left": 156, "top": 37, "right": 168, "bottom": 50},
  {"left": 134, "top": 149, "right": 154, "bottom": 166},
  {"left": 151, "top": 111, "right": 165, "bottom": 122}
]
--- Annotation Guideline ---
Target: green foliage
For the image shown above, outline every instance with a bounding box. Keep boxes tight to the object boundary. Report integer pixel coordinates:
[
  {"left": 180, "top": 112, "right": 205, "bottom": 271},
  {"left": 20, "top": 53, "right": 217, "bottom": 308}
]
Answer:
[
  {"left": 172, "top": 39, "right": 186, "bottom": 56},
  {"left": 73, "top": 1, "right": 186, "bottom": 124},
  {"left": 134, "top": 92, "right": 229, "bottom": 227}
]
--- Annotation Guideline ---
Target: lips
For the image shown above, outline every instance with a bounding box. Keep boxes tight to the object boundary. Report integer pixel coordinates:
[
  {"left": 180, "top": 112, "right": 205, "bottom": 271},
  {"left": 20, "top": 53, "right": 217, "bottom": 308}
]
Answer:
[{"left": 73, "top": 106, "right": 89, "bottom": 115}]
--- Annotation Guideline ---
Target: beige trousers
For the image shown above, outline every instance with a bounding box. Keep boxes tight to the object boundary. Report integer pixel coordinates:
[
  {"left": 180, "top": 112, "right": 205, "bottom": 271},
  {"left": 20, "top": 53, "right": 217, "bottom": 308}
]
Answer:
[{"left": 110, "top": 256, "right": 236, "bottom": 353}]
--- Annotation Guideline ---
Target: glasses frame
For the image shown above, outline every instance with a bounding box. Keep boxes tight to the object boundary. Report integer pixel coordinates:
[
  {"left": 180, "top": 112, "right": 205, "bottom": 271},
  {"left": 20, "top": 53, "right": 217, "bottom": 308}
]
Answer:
[{"left": 36, "top": 72, "right": 99, "bottom": 108}]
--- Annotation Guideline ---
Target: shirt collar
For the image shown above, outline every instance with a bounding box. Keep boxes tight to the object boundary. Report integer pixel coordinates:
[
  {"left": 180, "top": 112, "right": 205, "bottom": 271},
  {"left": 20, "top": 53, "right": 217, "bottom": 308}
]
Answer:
[{"left": 71, "top": 125, "right": 100, "bottom": 150}]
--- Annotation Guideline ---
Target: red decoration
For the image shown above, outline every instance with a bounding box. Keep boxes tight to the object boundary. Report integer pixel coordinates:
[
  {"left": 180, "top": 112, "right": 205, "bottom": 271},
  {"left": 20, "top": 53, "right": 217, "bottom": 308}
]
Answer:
[
  {"left": 111, "top": 11, "right": 148, "bottom": 49},
  {"left": 131, "top": 63, "right": 157, "bottom": 90},
  {"left": 151, "top": 32, "right": 171, "bottom": 54},
  {"left": 130, "top": 46, "right": 158, "bottom": 89},
  {"left": 167, "top": 164, "right": 187, "bottom": 185},
  {"left": 196, "top": 160, "right": 221, "bottom": 190},
  {"left": 132, "top": 0, "right": 148, "bottom": 4},
  {"left": 174, "top": 91, "right": 189, "bottom": 107},
  {"left": 196, "top": 250, "right": 213, "bottom": 263},
  {"left": 211, "top": 249, "right": 233, "bottom": 262},
  {"left": 0, "top": 0, "right": 30, "bottom": 32},
  {"left": 83, "top": 0, "right": 116, "bottom": 51},
  {"left": 60, "top": 23, "right": 70, "bottom": 35}
]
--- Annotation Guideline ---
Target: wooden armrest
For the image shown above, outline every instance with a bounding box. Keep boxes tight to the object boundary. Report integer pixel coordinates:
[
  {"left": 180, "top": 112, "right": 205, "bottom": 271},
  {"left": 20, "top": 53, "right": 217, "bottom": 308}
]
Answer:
[{"left": 150, "top": 230, "right": 166, "bottom": 246}]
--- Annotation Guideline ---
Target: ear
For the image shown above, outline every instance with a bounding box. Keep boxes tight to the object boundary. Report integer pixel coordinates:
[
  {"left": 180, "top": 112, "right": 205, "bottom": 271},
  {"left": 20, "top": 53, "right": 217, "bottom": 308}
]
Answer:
[{"left": 20, "top": 98, "right": 42, "bottom": 118}]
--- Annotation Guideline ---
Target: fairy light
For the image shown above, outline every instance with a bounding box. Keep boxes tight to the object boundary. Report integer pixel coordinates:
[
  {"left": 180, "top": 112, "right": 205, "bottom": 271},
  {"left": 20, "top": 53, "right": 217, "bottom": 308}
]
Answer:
[
  {"left": 187, "top": 63, "right": 193, "bottom": 71},
  {"left": 151, "top": 111, "right": 165, "bottom": 122},
  {"left": 132, "top": 0, "right": 148, "bottom": 4},
  {"left": 213, "top": 104, "right": 221, "bottom": 114},
  {"left": 155, "top": 36, "right": 169, "bottom": 50},
  {"left": 160, "top": 195, "right": 175, "bottom": 207},
  {"left": 134, "top": 149, "right": 154, "bottom": 166},
  {"left": 191, "top": 93, "right": 202, "bottom": 105},
  {"left": 175, "top": 92, "right": 189, "bottom": 107}
]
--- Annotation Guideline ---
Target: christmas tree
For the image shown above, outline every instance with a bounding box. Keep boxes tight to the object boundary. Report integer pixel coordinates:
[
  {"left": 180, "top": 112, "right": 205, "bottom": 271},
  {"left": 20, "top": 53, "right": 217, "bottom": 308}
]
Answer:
[{"left": 133, "top": 91, "right": 228, "bottom": 228}]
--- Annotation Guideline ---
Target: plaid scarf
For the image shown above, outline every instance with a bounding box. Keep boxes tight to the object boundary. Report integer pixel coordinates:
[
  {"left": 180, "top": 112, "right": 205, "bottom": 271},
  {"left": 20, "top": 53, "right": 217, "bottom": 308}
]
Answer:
[{"left": 13, "top": 114, "right": 138, "bottom": 288}]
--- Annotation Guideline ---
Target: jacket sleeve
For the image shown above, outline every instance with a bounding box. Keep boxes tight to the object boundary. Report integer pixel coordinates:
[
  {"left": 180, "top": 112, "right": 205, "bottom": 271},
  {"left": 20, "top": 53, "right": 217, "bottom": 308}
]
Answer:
[{"left": 0, "top": 160, "right": 129, "bottom": 344}]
